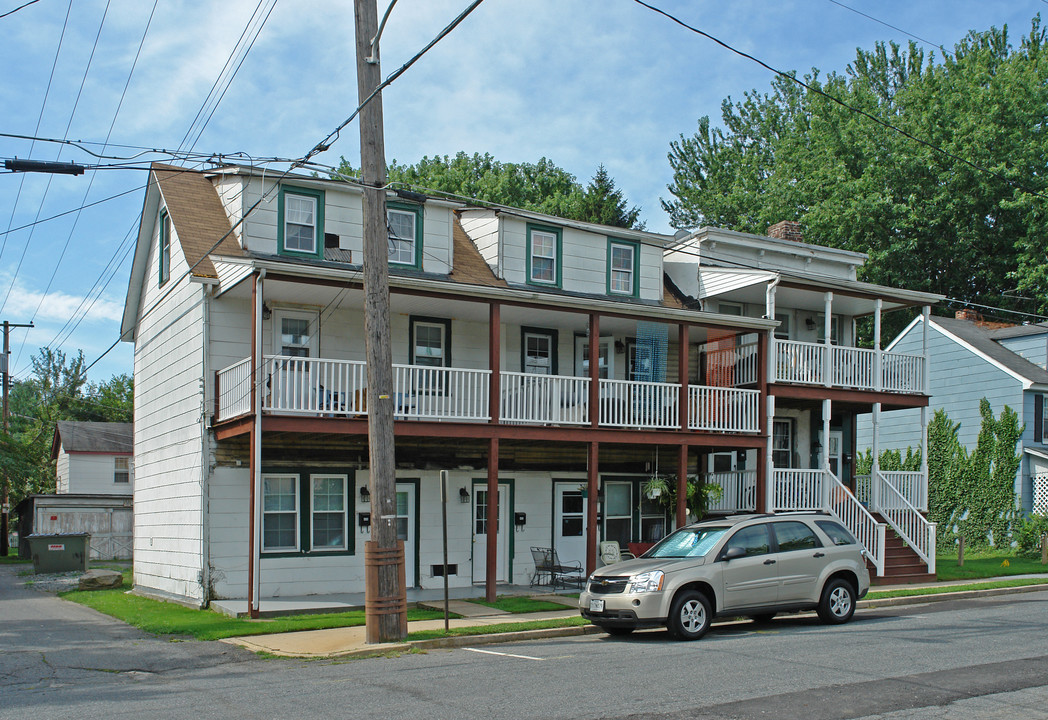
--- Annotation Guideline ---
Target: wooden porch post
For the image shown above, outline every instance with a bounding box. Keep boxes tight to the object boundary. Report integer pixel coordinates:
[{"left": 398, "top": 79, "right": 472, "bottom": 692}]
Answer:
[
  {"left": 489, "top": 302, "right": 500, "bottom": 425},
  {"left": 586, "top": 441, "right": 599, "bottom": 577},
  {"left": 756, "top": 332, "right": 768, "bottom": 513},
  {"left": 678, "top": 324, "right": 689, "bottom": 431},
  {"left": 486, "top": 437, "right": 499, "bottom": 602},
  {"left": 588, "top": 313, "right": 600, "bottom": 429},
  {"left": 676, "top": 444, "right": 688, "bottom": 528}
]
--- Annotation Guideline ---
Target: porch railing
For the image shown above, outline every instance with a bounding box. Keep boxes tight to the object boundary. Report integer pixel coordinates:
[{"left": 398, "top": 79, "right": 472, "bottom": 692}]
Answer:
[
  {"left": 599, "top": 379, "right": 680, "bottom": 429},
  {"left": 265, "top": 355, "right": 368, "bottom": 417},
  {"left": 500, "top": 372, "right": 589, "bottom": 425},
  {"left": 393, "top": 365, "right": 491, "bottom": 421},
  {"left": 704, "top": 340, "right": 759, "bottom": 387},
  {"left": 705, "top": 470, "right": 756, "bottom": 513},
  {"left": 876, "top": 470, "right": 936, "bottom": 574},
  {"left": 216, "top": 358, "right": 252, "bottom": 421},
  {"left": 772, "top": 469, "right": 825, "bottom": 511},
  {"left": 774, "top": 339, "right": 925, "bottom": 393},
  {"left": 882, "top": 471, "right": 926, "bottom": 512},
  {"left": 688, "top": 386, "right": 760, "bottom": 433}
]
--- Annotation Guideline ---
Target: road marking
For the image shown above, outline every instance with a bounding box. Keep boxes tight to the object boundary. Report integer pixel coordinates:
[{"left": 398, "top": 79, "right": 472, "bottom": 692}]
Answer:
[{"left": 463, "top": 648, "right": 544, "bottom": 661}]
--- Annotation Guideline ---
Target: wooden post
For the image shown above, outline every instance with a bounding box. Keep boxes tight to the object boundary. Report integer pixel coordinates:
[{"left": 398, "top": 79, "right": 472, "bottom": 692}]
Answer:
[
  {"left": 489, "top": 302, "right": 500, "bottom": 425},
  {"left": 355, "top": 0, "right": 405, "bottom": 642},
  {"left": 1041, "top": 533, "right": 1047, "bottom": 565},
  {"left": 678, "top": 324, "right": 689, "bottom": 431},
  {"left": 588, "top": 314, "right": 600, "bottom": 429}
]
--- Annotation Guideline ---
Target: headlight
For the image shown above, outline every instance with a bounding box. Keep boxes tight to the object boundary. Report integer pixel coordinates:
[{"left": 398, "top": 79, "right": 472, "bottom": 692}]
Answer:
[{"left": 627, "top": 570, "right": 664, "bottom": 594}]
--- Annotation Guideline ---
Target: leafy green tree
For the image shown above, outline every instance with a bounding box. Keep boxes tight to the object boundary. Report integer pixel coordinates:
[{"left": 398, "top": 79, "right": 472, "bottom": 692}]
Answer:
[
  {"left": 334, "top": 152, "right": 645, "bottom": 229},
  {"left": 664, "top": 19, "right": 1048, "bottom": 334}
]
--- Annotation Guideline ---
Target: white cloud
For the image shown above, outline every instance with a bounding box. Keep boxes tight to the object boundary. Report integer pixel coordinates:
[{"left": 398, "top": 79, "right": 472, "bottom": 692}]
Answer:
[{"left": 0, "top": 272, "right": 123, "bottom": 324}]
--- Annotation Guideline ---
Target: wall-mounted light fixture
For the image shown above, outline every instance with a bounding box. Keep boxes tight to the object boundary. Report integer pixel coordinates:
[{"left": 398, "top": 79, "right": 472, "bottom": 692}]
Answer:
[
  {"left": 359, "top": 485, "right": 370, "bottom": 504},
  {"left": 262, "top": 302, "right": 272, "bottom": 320},
  {"left": 614, "top": 339, "right": 625, "bottom": 354},
  {"left": 805, "top": 316, "right": 815, "bottom": 331},
  {"left": 459, "top": 487, "right": 470, "bottom": 504}
]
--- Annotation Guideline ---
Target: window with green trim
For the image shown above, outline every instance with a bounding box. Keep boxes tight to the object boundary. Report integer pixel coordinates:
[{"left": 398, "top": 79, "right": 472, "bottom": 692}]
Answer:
[
  {"left": 607, "top": 239, "right": 638, "bottom": 296},
  {"left": 527, "top": 224, "right": 561, "bottom": 286},
  {"left": 159, "top": 209, "right": 171, "bottom": 287},
  {"left": 262, "top": 474, "right": 299, "bottom": 552},
  {"left": 262, "top": 471, "right": 353, "bottom": 555},
  {"left": 278, "top": 186, "right": 325, "bottom": 257},
  {"left": 388, "top": 202, "right": 423, "bottom": 267}
]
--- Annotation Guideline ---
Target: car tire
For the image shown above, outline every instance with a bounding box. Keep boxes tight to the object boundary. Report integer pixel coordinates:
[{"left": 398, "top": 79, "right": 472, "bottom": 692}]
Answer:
[
  {"left": 601, "top": 626, "right": 635, "bottom": 637},
  {"left": 817, "top": 578, "right": 856, "bottom": 624},
  {"left": 667, "top": 590, "right": 712, "bottom": 641},
  {"left": 750, "top": 613, "right": 776, "bottom": 624}
]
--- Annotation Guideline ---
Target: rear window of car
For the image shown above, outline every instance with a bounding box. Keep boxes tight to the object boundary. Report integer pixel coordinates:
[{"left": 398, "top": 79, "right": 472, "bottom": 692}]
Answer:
[
  {"left": 816, "top": 520, "right": 857, "bottom": 546},
  {"left": 647, "top": 527, "right": 729, "bottom": 558}
]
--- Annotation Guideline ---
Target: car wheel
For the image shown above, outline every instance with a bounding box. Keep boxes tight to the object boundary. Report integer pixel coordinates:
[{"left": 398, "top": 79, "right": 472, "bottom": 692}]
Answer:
[
  {"left": 602, "top": 626, "right": 635, "bottom": 637},
  {"left": 750, "top": 613, "right": 776, "bottom": 624},
  {"left": 817, "top": 578, "right": 855, "bottom": 624},
  {"left": 667, "top": 590, "right": 712, "bottom": 640}
]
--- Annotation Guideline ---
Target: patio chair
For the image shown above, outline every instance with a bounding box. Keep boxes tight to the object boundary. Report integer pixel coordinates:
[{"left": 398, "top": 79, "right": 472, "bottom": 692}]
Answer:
[
  {"left": 599, "top": 541, "right": 635, "bottom": 566},
  {"left": 530, "top": 546, "right": 584, "bottom": 589}
]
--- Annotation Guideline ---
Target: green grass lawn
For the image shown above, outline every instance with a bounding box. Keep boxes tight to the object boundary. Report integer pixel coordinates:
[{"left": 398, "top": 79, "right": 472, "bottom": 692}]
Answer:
[
  {"left": 1, "top": 548, "right": 30, "bottom": 564},
  {"left": 61, "top": 572, "right": 452, "bottom": 641},
  {"left": 469, "top": 596, "right": 572, "bottom": 613},
  {"left": 407, "top": 617, "right": 589, "bottom": 642},
  {"left": 936, "top": 550, "right": 1048, "bottom": 582}
]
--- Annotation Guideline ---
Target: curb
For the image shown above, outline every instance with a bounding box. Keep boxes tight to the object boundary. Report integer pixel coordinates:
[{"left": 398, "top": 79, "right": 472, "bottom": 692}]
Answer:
[{"left": 857, "top": 582, "right": 1048, "bottom": 609}]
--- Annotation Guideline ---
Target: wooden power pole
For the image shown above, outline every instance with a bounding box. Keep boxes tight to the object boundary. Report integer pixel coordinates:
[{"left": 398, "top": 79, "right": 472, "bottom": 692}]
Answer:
[
  {"left": 2, "top": 320, "right": 34, "bottom": 558},
  {"left": 354, "top": 0, "right": 407, "bottom": 643}
]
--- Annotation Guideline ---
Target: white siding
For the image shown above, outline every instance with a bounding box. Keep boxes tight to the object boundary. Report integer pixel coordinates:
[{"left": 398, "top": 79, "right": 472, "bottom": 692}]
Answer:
[
  {"left": 997, "top": 333, "right": 1048, "bottom": 371},
  {"left": 212, "top": 175, "right": 244, "bottom": 244},
  {"left": 64, "top": 453, "right": 133, "bottom": 495},
  {"left": 459, "top": 210, "right": 500, "bottom": 275},
  {"left": 55, "top": 449, "right": 70, "bottom": 494},
  {"left": 132, "top": 197, "right": 208, "bottom": 604}
]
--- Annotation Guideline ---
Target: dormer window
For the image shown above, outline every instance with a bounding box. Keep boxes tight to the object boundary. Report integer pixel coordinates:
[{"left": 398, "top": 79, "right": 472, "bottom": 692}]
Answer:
[
  {"left": 527, "top": 224, "right": 561, "bottom": 287},
  {"left": 387, "top": 202, "right": 422, "bottom": 268},
  {"left": 278, "top": 185, "right": 325, "bottom": 258},
  {"left": 607, "top": 238, "right": 639, "bottom": 297}
]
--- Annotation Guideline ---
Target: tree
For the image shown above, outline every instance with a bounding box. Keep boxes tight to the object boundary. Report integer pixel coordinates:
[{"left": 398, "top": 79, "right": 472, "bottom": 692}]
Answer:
[
  {"left": 664, "top": 18, "right": 1048, "bottom": 336},
  {"left": 334, "top": 152, "right": 645, "bottom": 229}
]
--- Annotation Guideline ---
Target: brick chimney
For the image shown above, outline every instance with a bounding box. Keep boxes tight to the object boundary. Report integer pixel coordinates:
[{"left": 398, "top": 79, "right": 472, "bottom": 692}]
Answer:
[
  {"left": 954, "top": 308, "right": 1014, "bottom": 330},
  {"left": 767, "top": 220, "right": 804, "bottom": 242},
  {"left": 955, "top": 308, "right": 982, "bottom": 322}
]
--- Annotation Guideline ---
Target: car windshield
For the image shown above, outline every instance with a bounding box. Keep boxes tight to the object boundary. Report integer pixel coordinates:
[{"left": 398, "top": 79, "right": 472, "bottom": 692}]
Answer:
[{"left": 645, "top": 526, "right": 729, "bottom": 558}]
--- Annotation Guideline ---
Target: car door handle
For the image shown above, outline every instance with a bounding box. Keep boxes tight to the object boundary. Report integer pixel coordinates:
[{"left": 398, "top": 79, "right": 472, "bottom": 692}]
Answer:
[
  {"left": 813, "top": 552, "right": 825, "bottom": 558},
  {"left": 763, "top": 558, "right": 776, "bottom": 565}
]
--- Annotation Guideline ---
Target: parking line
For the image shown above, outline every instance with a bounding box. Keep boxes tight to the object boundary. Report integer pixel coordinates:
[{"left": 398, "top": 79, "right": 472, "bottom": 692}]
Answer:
[{"left": 463, "top": 648, "right": 544, "bottom": 661}]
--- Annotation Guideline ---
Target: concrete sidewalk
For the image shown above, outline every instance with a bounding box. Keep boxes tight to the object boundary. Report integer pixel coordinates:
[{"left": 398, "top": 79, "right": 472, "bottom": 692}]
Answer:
[{"left": 221, "top": 575, "right": 1048, "bottom": 659}]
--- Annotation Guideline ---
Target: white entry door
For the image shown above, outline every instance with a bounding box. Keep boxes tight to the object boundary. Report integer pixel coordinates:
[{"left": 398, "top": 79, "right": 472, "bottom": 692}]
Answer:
[
  {"left": 395, "top": 482, "right": 416, "bottom": 587},
  {"left": 575, "top": 335, "right": 614, "bottom": 379},
  {"left": 472, "top": 483, "right": 509, "bottom": 583},
  {"left": 828, "top": 431, "right": 843, "bottom": 477},
  {"left": 553, "top": 483, "right": 587, "bottom": 569}
]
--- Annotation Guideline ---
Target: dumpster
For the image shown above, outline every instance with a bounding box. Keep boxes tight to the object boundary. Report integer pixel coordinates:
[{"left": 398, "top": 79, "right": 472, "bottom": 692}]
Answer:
[{"left": 26, "top": 533, "right": 90, "bottom": 573}]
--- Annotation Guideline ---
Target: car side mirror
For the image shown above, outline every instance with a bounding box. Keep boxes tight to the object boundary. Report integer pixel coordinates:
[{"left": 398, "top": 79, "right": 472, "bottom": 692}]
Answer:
[{"left": 721, "top": 546, "right": 746, "bottom": 561}]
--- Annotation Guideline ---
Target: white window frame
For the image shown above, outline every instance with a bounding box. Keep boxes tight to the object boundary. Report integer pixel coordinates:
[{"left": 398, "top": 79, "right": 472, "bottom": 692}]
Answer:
[
  {"left": 273, "top": 309, "right": 318, "bottom": 358},
  {"left": 608, "top": 241, "right": 635, "bottom": 295},
  {"left": 262, "top": 474, "right": 300, "bottom": 552},
  {"left": 159, "top": 210, "right": 171, "bottom": 286},
  {"left": 283, "top": 193, "right": 318, "bottom": 254},
  {"left": 773, "top": 419, "right": 793, "bottom": 468},
  {"left": 530, "top": 229, "right": 557, "bottom": 284},
  {"left": 113, "top": 456, "right": 130, "bottom": 484},
  {"left": 310, "top": 474, "right": 348, "bottom": 552},
  {"left": 388, "top": 207, "right": 417, "bottom": 265},
  {"left": 524, "top": 331, "right": 554, "bottom": 375},
  {"left": 411, "top": 321, "right": 446, "bottom": 368},
  {"left": 603, "top": 481, "right": 633, "bottom": 546}
]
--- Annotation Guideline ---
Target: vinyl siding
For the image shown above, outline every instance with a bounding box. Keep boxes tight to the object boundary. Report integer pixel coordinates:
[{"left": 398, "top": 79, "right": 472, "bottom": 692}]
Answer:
[
  {"left": 64, "top": 453, "right": 134, "bottom": 495},
  {"left": 997, "top": 334, "right": 1048, "bottom": 371}
]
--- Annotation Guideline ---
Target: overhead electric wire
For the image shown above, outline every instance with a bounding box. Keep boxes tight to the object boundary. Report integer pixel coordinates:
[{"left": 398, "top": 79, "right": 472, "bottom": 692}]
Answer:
[
  {"left": 827, "top": 0, "right": 947, "bottom": 54},
  {"left": 0, "top": 0, "right": 40, "bottom": 21},
  {"left": 632, "top": 0, "right": 1048, "bottom": 204}
]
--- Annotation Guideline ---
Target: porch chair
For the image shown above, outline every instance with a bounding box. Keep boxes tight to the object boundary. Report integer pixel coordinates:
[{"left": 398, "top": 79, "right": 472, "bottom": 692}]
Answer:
[
  {"left": 599, "top": 541, "right": 635, "bottom": 566},
  {"left": 529, "top": 547, "right": 584, "bottom": 589}
]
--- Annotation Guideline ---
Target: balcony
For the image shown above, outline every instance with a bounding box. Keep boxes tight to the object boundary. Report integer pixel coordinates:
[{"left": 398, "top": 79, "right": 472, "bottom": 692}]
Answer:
[
  {"left": 215, "top": 355, "right": 761, "bottom": 434},
  {"left": 774, "top": 339, "right": 924, "bottom": 394}
]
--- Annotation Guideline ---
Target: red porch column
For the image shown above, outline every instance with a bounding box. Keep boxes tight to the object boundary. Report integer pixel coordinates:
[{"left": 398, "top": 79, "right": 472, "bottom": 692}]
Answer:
[
  {"left": 588, "top": 313, "right": 600, "bottom": 429},
  {"left": 586, "top": 441, "right": 599, "bottom": 576},
  {"left": 676, "top": 444, "right": 688, "bottom": 528},
  {"left": 678, "top": 324, "right": 689, "bottom": 431},
  {"left": 489, "top": 302, "right": 500, "bottom": 425},
  {"left": 486, "top": 437, "right": 499, "bottom": 602}
]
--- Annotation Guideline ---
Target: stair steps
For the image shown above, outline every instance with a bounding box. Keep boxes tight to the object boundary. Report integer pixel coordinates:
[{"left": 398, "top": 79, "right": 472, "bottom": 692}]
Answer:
[{"left": 868, "top": 525, "right": 936, "bottom": 584}]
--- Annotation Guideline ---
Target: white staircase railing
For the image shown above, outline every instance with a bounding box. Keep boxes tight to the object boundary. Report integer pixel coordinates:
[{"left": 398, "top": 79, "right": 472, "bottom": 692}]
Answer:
[
  {"left": 774, "top": 468, "right": 887, "bottom": 576},
  {"left": 705, "top": 470, "right": 756, "bottom": 513},
  {"left": 881, "top": 471, "right": 927, "bottom": 512},
  {"left": 875, "top": 470, "right": 936, "bottom": 574}
]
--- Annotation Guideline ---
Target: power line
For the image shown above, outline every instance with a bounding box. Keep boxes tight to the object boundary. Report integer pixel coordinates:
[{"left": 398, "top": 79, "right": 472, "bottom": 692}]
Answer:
[
  {"left": 0, "top": 0, "right": 40, "bottom": 21},
  {"left": 826, "top": 0, "right": 947, "bottom": 54},
  {"left": 632, "top": 0, "right": 1048, "bottom": 204}
]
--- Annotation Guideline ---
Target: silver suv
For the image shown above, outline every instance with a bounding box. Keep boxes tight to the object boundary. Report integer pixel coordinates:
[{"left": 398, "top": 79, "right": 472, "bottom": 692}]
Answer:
[{"left": 579, "top": 513, "right": 870, "bottom": 640}]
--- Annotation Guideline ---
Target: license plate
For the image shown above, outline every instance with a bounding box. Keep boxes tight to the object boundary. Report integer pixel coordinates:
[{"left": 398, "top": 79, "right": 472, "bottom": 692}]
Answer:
[{"left": 589, "top": 599, "right": 605, "bottom": 612}]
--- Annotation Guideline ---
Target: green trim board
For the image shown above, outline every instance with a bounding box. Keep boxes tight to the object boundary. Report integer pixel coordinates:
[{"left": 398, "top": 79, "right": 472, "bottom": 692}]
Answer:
[
  {"left": 606, "top": 237, "right": 640, "bottom": 298},
  {"left": 520, "top": 326, "right": 559, "bottom": 375},
  {"left": 397, "top": 478, "right": 422, "bottom": 588},
  {"left": 472, "top": 477, "right": 515, "bottom": 582},
  {"left": 408, "top": 315, "right": 453, "bottom": 366},
  {"left": 387, "top": 200, "right": 423, "bottom": 269},
  {"left": 525, "top": 223, "right": 562, "bottom": 288},
  {"left": 277, "top": 184, "right": 325, "bottom": 258},
  {"left": 260, "top": 467, "right": 355, "bottom": 557}
]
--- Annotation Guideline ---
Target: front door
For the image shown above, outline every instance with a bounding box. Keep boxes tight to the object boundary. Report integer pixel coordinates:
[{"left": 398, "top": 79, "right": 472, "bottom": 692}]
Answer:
[
  {"left": 575, "top": 335, "right": 614, "bottom": 379},
  {"left": 395, "top": 482, "right": 417, "bottom": 587},
  {"left": 472, "top": 482, "right": 509, "bottom": 583},
  {"left": 553, "top": 483, "right": 586, "bottom": 568},
  {"left": 828, "top": 430, "right": 843, "bottom": 478}
]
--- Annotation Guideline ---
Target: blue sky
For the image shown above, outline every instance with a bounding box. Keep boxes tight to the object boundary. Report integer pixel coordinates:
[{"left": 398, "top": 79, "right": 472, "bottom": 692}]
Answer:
[{"left": 0, "top": 0, "right": 1041, "bottom": 384}]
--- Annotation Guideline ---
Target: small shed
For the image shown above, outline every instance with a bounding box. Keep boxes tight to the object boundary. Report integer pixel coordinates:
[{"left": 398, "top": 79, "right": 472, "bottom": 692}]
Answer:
[{"left": 16, "top": 494, "right": 133, "bottom": 560}]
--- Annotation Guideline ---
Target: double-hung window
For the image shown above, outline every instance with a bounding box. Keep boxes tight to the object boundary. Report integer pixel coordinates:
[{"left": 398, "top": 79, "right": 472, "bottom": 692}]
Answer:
[
  {"left": 279, "top": 186, "right": 324, "bottom": 257},
  {"left": 410, "top": 316, "right": 451, "bottom": 395},
  {"left": 527, "top": 224, "right": 561, "bottom": 286},
  {"left": 603, "top": 482, "right": 633, "bottom": 549},
  {"left": 311, "top": 475, "right": 348, "bottom": 551},
  {"left": 262, "top": 474, "right": 300, "bottom": 552},
  {"left": 113, "top": 457, "right": 130, "bottom": 484},
  {"left": 522, "top": 328, "right": 556, "bottom": 375},
  {"left": 607, "top": 239, "right": 638, "bottom": 296},
  {"left": 387, "top": 202, "right": 422, "bottom": 268},
  {"left": 159, "top": 210, "right": 171, "bottom": 287},
  {"left": 772, "top": 419, "right": 792, "bottom": 468}
]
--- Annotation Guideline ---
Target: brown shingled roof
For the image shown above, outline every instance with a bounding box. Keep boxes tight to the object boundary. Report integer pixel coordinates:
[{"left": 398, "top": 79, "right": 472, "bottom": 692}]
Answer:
[
  {"left": 152, "top": 163, "right": 243, "bottom": 277},
  {"left": 449, "top": 214, "right": 507, "bottom": 287}
]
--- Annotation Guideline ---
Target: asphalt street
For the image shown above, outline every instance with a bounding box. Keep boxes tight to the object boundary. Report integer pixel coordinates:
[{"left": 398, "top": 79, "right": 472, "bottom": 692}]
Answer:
[{"left": 2, "top": 563, "right": 1047, "bottom": 720}]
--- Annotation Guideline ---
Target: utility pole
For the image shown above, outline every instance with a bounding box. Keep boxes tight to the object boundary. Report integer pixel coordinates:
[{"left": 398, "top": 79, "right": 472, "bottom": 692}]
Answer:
[
  {"left": 354, "top": 0, "right": 406, "bottom": 643},
  {"left": 1, "top": 321, "right": 34, "bottom": 558}
]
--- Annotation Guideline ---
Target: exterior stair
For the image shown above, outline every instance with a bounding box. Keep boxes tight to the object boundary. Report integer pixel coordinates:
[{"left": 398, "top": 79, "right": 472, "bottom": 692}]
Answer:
[{"left": 868, "top": 524, "right": 936, "bottom": 585}]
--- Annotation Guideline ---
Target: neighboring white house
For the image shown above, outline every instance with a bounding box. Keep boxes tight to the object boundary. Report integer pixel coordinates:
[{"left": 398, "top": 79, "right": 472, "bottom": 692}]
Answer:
[
  {"left": 857, "top": 310, "right": 1048, "bottom": 516},
  {"left": 15, "top": 421, "right": 135, "bottom": 560},
  {"left": 121, "top": 164, "right": 941, "bottom": 612}
]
